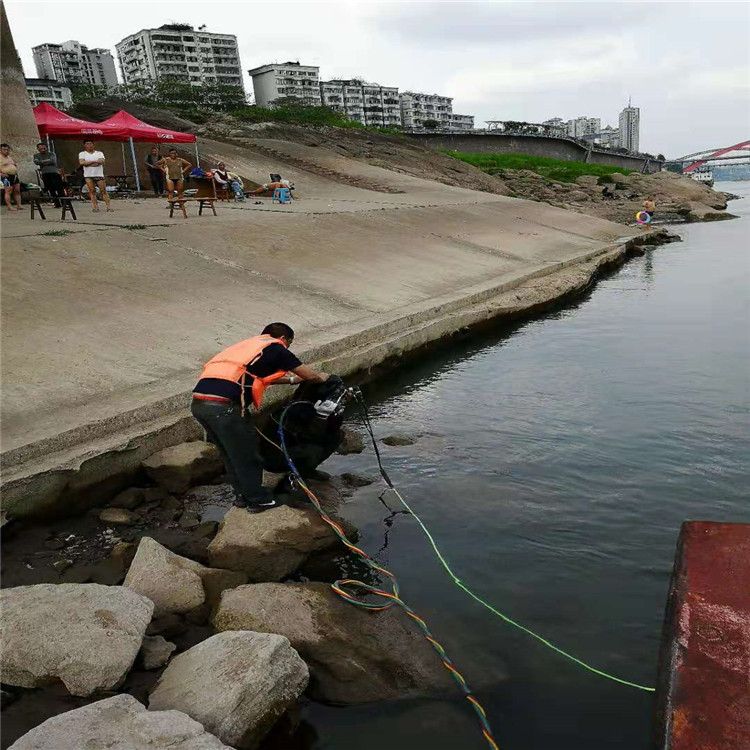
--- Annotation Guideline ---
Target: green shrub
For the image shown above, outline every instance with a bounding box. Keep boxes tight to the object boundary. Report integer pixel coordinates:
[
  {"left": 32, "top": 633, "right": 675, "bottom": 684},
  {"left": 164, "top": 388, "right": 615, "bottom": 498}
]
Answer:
[{"left": 445, "top": 151, "right": 633, "bottom": 183}]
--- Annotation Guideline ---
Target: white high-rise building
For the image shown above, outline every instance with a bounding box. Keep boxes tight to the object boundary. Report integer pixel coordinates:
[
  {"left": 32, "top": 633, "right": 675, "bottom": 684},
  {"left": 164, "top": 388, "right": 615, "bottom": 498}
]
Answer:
[
  {"left": 33, "top": 40, "right": 118, "bottom": 87},
  {"left": 116, "top": 24, "right": 244, "bottom": 91},
  {"left": 618, "top": 102, "right": 640, "bottom": 152},
  {"left": 25, "top": 78, "right": 73, "bottom": 109},
  {"left": 248, "top": 62, "right": 321, "bottom": 107},
  {"left": 320, "top": 80, "right": 400, "bottom": 127},
  {"left": 567, "top": 116, "right": 601, "bottom": 138},
  {"left": 399, "top": 91, "right": 473, "bottom": 131}
]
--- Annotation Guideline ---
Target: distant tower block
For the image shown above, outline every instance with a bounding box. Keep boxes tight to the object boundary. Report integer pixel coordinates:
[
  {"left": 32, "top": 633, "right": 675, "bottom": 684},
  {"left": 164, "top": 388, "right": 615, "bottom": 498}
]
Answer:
[{"left": 1, "top": 1, "right": 42, "bottom": 181}]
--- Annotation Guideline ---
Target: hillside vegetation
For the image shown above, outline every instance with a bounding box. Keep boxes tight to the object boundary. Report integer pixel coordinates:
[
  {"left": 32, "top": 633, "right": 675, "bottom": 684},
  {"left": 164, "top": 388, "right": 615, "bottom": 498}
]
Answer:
[{"left": 446, "top": 152, "right": 633, "bottom": 183}]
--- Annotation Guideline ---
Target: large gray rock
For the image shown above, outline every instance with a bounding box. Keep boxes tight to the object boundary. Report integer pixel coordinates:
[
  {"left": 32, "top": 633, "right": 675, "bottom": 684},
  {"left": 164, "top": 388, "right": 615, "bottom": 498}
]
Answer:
[
  {"left": 1, "top": 584, "right": 153, "bottom": 696},
  {"left": 143, "top": 441, "right": 224, "bottom": 494},
  {"left": 213, "top": 583, "right": 455, "bottom": 704},
  {"left": 124, "top": 537, "right": 247, "bottom": 617},
  {"left": 8, "top": 693, "right": 230, "bottom": 749},
  {"left": 207, "top": 506, "right": 347, "bottom": 581},
  {"left": 149, "top": 631, "right": 309, "bottom": 750}
]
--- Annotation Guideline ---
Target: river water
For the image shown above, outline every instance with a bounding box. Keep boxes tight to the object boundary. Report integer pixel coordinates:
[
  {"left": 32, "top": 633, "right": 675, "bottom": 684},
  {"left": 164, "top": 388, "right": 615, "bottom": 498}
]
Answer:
[{"left": 297, "top": 183, "right": 750, "bottom": 750}]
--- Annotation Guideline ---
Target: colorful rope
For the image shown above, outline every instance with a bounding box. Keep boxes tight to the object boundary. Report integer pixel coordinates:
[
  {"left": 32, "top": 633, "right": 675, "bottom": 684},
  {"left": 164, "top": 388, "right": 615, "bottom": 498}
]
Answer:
[{"left": 278, "top": 403, "right": 500, "bottom": 750}]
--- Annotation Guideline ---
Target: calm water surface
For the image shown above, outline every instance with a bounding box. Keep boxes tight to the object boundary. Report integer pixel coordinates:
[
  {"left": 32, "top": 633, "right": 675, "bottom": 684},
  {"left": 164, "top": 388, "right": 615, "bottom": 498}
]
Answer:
[{"left": 299, "top": 183, "right": 750, "bottom": 750}]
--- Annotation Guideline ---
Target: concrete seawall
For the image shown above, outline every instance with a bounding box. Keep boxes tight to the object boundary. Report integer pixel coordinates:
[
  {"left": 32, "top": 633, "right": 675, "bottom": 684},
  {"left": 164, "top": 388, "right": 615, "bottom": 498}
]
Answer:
[
  {"left": 410, "top": 133, "right": 660, "bottom": 173},
  {"left": 1, "top": 136, "right": 657, "bottom": 520}
]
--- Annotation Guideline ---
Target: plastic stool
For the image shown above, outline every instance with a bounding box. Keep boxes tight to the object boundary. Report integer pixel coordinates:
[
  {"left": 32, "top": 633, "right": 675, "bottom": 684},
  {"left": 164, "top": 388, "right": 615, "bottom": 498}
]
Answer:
[{"left": 272, "top": 187, "right": 291, "bottom": 204}]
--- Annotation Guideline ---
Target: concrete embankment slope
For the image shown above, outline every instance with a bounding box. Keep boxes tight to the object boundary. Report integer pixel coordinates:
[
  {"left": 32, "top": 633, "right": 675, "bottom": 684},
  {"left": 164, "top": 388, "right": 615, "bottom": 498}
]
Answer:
[{"left": 1, "top": 137, "right": 646, "bottom": 518}]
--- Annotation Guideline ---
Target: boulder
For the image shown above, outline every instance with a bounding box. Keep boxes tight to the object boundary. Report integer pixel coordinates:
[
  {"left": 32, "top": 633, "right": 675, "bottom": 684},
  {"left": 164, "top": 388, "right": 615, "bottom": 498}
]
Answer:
[
  {"left": 108, "top": 487, "right": 145, "bottom": 510},
  {"left": 213, "top": 583, "right": 455, "bottom": 704},
  {"left": 381, "top": 434, "right": 416, "bottom": 447},
  {"left": 8, "top": 693, "right": 230, "bottom": 749},
  {"left": 140, "top": 635, "right": 177, "bottom": 670},
  {"left": 149, "top": 631, "right": 309, "bottom": 750},
  {"left": 99, "top": 508, "right": 139, "bottom": 526},
  {"left": 1, "top": 584, "right": 153, "bottom": 696},
  {"left": 336, "top": 427, "right": 365, "bottom": 454},
  {"left": 143, "top": 442, "right": 224, "bottom": 494},
  {"left": 341, "top": 473, "right": 375, "bottom": 487},
  {"left": 124, "top": 537, "right": 248, "bottom": 617},
  {"left": 575, "top": 175, "right": 599, "bottom": 187},
  {"left": 207, "top": 506, "right": 347, "bottom": 581}
]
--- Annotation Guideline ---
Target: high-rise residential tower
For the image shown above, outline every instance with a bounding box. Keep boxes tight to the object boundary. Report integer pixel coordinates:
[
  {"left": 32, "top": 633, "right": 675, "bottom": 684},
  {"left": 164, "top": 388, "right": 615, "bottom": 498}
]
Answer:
[{"left": 33, "top": 40, "right": 118, "bottom": 87}]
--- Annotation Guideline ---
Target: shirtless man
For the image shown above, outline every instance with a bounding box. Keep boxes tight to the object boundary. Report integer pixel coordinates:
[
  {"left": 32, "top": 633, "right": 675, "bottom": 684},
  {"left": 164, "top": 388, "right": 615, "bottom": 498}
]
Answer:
[{"left": 0, "top": 143, "right": 22, "bottom": 211}]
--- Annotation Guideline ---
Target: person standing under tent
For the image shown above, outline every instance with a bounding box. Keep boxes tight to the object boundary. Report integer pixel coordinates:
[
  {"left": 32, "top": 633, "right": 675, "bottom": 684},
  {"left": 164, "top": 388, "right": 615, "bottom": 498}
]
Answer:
[
  {"left": 144, "top": 147, "right": 165, "bottom": 196},
  {"left": 34, "top": 143, "right": 65, "bottom": 207},
  {"left": 0, "top": 143, "right": 23, "bottom": 212},
  {"left": 158, "top": 148, "right": 191, "bottom": 200},
  {"left": 78, "top": 140, "right": 113, "bottom": 212}
]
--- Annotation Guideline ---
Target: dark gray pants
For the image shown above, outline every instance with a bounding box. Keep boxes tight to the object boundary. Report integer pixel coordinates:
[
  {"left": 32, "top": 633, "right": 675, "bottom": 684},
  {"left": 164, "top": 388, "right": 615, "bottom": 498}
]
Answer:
[{"left": 190, "top": 398, "right": 270, "bottom": 504}]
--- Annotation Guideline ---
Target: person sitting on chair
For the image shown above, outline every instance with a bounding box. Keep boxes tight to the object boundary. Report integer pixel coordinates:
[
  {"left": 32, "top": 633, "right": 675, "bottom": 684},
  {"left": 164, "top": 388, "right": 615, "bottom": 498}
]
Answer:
[{"left": 213, "top": 162, "right": 245, "bottom": 201}]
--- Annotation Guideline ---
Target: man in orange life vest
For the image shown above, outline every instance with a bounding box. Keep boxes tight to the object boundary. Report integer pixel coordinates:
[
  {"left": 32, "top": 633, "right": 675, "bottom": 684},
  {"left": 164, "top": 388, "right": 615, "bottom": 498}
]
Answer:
[{"left": 192, "top": 322, "right": 331, "bottom": 512}]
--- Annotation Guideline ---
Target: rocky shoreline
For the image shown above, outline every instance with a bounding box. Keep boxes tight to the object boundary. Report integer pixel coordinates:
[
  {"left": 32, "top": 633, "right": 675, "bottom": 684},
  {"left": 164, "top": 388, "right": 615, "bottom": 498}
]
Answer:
[{"left": 1, "top": 430, "right": 456, "bottom": 749}]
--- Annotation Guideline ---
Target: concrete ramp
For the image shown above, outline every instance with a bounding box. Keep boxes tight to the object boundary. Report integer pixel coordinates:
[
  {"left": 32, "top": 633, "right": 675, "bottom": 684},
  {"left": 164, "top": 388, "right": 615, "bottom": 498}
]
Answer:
[{"left": 1, "top": 143, "right": 642, "bottom": 518}]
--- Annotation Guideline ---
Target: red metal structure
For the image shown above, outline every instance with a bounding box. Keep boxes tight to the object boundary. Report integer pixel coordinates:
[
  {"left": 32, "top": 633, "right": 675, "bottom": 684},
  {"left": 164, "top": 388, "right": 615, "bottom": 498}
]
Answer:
[{"left": 682, "top": 140, "right": 750, "bottom": 172}]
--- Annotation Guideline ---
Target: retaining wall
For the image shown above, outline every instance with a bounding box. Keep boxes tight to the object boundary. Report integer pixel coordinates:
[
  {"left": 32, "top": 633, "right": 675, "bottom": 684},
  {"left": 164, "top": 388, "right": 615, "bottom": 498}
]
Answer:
[{"left": 410, "top": 133, "right": 660, "bottom": 173}]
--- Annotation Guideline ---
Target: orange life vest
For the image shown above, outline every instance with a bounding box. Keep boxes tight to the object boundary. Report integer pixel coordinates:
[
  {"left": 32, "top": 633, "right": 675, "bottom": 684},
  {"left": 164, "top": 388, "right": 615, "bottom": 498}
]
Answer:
[{"left": 199, "top": 334, "right": 290, "bottom": 411}]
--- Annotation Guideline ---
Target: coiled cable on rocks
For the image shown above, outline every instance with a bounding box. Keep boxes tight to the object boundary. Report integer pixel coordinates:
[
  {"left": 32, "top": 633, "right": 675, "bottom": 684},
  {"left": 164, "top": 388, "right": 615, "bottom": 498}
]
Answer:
[{"left": 278, "top": 401, "right": 500, "bottom": 750}]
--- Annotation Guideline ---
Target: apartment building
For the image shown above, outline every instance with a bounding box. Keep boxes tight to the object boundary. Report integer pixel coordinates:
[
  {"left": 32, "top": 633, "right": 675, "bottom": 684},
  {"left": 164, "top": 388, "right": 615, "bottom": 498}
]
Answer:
[
  {"left": 618, "top": 103, "right": 640, "bottom": 152},
  {"left": 566, "top": 116, "right": 601, "bottom": 138},
  {"left": 33, "top": 40, "right": 118, "bottom": 87},
  {"left": 25, "top": 78, "right": 73, "bottom": 109},
  {"left": 399, "top": 91, "right": 473, "bottom": 131},
  {"left": 116, "top": 24, "right": 244, "bottom": 90},
  {"left": 248, "top": 62, "right": 321, "bottom": 107},
  {"left": 320, "top": 80, "right": 400, "bottom": 127}
]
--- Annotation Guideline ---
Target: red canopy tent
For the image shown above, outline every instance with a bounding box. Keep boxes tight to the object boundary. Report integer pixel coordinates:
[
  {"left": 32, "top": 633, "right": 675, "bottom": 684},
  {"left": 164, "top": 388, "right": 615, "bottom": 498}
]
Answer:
[
  {"left": 98, "top": 110, "right": 198, "bottom": 192},
  {"left": 33, "top": 103, "right": 129, "bottom": 141}
]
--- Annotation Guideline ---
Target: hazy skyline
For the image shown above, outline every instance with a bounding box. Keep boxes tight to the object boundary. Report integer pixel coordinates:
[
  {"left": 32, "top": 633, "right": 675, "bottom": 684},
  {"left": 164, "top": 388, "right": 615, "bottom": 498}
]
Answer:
[{"left": 7, "top": 0, "right": 750, "bottom": 157}]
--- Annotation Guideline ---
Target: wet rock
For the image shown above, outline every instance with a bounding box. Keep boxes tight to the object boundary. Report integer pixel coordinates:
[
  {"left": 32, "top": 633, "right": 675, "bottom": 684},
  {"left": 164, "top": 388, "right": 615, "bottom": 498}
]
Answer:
[
  {"left": 89, "top": 557, "right": 127, "bottom": 586},
  {"left": 336, "top": 427, "right": 365, "bottom": 454},
  {"left": 178, "top": 511, "right": 201, "bottom": 529},
  {"left": 207, "top": 506, "right": 348, "bottom": 581},
  {"left": 143, "top": 441, "right": 224, "bottom": 494},
  {"left": 381, "top": 434, "right": 416, "bottom": 447},
  {"left": 108, "top": 487, "right": 145, "bottom": 510},
  {"left": 213, "top": 583, "right": 454, "bottom": 704},
  {"left": 8, "top": 693, "right": 230, "bottom": 749},
  {"left": 99, "top": 508, "right": 139, "bottom": 526},
  {"left": 341, "top": 473, "right": 375, "bottom": 487},
  {"left": 110, "top": 541, "right": 137, "bottom": 570},
  {"left": 162, "top": 495, "right": 183, "bottom": 511},
  {"left": 147, "top": 613, "right": 188, "bottom": 639},
  {"left": 140, "top": 635, "right": 177, "bottom": 670},
  {"left": 142, "top": 486, "right": 170, "bottom": 503},
  {"left": 43, "top": 538, "right": 65, "bottom": 550},
  {"left": 149, "top": 631, "right": 308, "bottom": 750},
  {"left": 124, "top": 537, "right": 248, "bottom": 617},
  {"left": 1, "top": 583, "right": 153, "bottom": 696},
  {"left": 184, "top": 603, "right": 211, "bottom": 626},
  {"left": 61, "top": 565, "right": 94, "bottom": 583},
  {"left": 52, "top": 558, "right": 72, "bottom": 573},
  {"left": 194, "top": 521, "right": 219, "bottom": 538}
]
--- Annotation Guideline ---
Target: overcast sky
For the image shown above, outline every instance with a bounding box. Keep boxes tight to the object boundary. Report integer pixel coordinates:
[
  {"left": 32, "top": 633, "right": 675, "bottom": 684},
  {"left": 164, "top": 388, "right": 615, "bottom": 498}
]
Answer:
[{"left": 7, "top": 0, "right": 750, "bottom": 157}]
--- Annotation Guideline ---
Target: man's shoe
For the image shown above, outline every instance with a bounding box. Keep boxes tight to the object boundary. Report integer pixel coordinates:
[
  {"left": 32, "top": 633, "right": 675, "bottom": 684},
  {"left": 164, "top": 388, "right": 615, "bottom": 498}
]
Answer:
[{"left": 247, "top": 498, "right": 279, "bottom": 514}]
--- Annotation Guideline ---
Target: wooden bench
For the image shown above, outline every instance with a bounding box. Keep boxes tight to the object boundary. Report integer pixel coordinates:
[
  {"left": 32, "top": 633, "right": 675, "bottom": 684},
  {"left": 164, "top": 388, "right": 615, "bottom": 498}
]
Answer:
[
  {"left": 29, "top": 197, "right": 46, "bottom": 220},
  {"left": 59, "top": 197, "right": 77, "bottom": 221},
  {"left": 167, "top": 197, "right": 217, "bottom": 218}
]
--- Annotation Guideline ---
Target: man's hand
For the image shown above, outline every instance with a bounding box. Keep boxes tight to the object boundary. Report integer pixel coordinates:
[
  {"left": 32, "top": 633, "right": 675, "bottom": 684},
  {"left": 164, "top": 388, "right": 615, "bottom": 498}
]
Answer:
[{"left": 292, "top": 365, "right": 330, "bottom": 384}]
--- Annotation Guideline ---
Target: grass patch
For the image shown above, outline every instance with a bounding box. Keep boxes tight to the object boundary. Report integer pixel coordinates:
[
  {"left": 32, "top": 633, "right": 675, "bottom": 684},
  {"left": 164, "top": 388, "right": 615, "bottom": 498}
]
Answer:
[
  {"left": 41, "top": 229, "right": 72, "bottom": 237},
  {"left": 123, "top": 224, "right": 147, "bottom": 230},
  {"left": 444, "top": 151, "right": 633, "bottom": 183}
]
